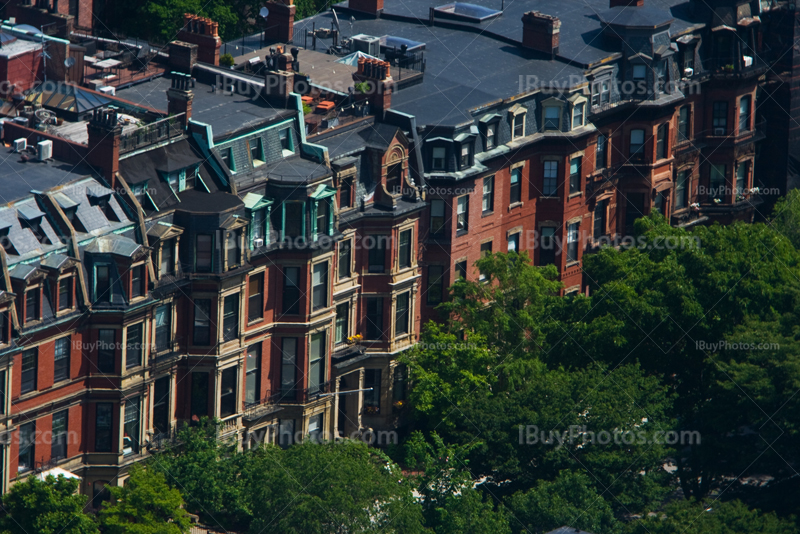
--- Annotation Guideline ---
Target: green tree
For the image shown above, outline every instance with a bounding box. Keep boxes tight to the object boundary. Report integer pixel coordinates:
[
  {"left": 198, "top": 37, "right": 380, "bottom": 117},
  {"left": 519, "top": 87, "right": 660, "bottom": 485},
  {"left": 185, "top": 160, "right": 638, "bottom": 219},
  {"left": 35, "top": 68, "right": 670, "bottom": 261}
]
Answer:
[
  {"left": 99, "top": 465, "right": 191, "bottom": 534},
  {"left": 141, "top": 0, "right": 239, "bottom": 43},
  {"left": 0, "top": 475, "right": 99, "bottom": 534},
  {"left": 508, "top": 471, "right": 620, "bottom": 534}
]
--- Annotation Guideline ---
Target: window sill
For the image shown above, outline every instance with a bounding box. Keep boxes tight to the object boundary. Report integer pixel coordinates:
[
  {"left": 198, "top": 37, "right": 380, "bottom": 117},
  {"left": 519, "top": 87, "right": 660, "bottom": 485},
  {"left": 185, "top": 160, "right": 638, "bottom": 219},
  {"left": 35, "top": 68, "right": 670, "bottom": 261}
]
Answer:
[
  {"left": 569, "top": 191, "right": 583, "bottom": 199},
  {"left": 539, "top": 196, "right": 560, "bottom": 201},
  {"left": 566, "top": 260, "right": 580, "bottom": 268},
  {"left": 508, "top": 202, "right": 523, "bottom": 211},
  {"left": 481, "top": 210, "right": 494, "bottom": 218},
  {"left": 456, "top": 229, "right": 469, "bottom": 237},
  {"left": 247, "top": 318, "right": 264, "bottom": 326}
]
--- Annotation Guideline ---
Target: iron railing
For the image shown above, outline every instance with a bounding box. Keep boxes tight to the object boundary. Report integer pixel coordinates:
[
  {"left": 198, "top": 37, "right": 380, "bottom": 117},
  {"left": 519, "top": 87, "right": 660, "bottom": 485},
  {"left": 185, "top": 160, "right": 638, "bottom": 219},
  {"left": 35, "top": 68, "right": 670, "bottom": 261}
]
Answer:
[{"left": 119, "top": 114, "right": 184, "bottom": 154}]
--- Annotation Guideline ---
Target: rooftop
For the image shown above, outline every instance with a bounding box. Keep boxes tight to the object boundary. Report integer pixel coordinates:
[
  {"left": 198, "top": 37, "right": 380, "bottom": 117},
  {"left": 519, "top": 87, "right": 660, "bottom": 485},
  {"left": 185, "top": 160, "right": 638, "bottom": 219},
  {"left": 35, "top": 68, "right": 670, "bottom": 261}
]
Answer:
[{"left": 0, "top": 150, "right": 95, "bottom": 204}]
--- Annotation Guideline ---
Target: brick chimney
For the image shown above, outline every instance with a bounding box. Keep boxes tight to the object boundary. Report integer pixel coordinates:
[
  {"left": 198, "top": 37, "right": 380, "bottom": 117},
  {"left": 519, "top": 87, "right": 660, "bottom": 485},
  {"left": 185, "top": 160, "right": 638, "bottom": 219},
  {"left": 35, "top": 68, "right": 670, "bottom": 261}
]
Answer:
[
  {"left": 264, "top": 49, "right": 296, "bottom": 108},
  {"left": 610, "top": 0, "right": 644, "bottom": 6},
  {"left": 168, "top": 41, "right": 198, "bottom": 74},
  {"left": 167, "top": 73, "right": 194, "bottom": 128},
  {"left": 521, "top": 11, "right": 561, "bottom": 58},
  {"left": 87, "top": 108, "right": 122, "bottom": 190},
  {"left": 352, "top": 57, "right": 393, "bottom": 120},
  {"left": 264, "top": 0, "right": 296, "bottom": 44},
  {"left": 176, "top": 14, "right": 222, "bottom": 66},
  {"left": 348, "top": 0, "right": 383, "bottom": 15}
]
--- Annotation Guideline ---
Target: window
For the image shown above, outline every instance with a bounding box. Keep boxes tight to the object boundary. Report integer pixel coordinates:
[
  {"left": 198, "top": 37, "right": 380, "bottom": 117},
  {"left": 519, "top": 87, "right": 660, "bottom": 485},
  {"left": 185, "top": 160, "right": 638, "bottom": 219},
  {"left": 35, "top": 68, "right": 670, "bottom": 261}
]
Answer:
[
  {"left": 95, "top": 404, "right": 112, "bottom": 452},
  {"left": 226, "top": 231, "right": 240, "bottom": 269},
  {"left": 279, "top": 419, "right": 294, "bottom": 447},
  {"left": 625, "top": 193, "right": 646, "bottom": 233},
  {"left": 312, "top": 263, "right": 328, "bottom": 311},
  {"left": 713, "top": 101, "right": 728, "bottom": 133},
  {"left": 364, "top": 369, "right": 381, "bottom": 411},
  {"left": 395, "top": 292, "right": 410, "bottom": 336},
  {"left": 710, "top": 164, "right": 727, "bottom": 200},
  {"left": 308, "top": 413, "right": 324, "bottom": 443},
  {"left": 539, "top": 227, "right": 556, "bottom": 266},
  {"left": 160, "top": 240, "right": 174, "bottom": 276},
  {"left": 544, "top": 107, "right": 559, "bottom": 130},
  {"left": 284, "top": 203, "right": 303, "bottom": 239},
  {"left": 153, "top": 376, "right": 170, "bottom": 436},
  {"left": 53, "top": 337, "right": 70, "bottom": 382},
  {"left": 126, "top": 323, "right": 143, "bottom": 369},
  {"left": 283, "top": 267, "right": 301, "bottom": 314},
  {"left": 191, "top": 372, "right": 209, "bottom": 418},
  {"left": 21, "top": 348, "right": 36, "bottom": 394},
  {"left": 248, "top": 274, "right": 264, "bottom": 323},
  {"left": 656, "top": 123, "right": 668, "bottom": 160},
  {"left": 513, "top": 112, "right": 526, "bottom": 138},
  {"left": 594, "top": 201, "right": 607, "bottom": 239},
  {"left": 338, "top": 240, "right": 352, "bottom": 280},
  {"left": 245, "top": 345, "right": 260, "bottom": 405},
  {"left": 427, "top": 265, "right": 444, "bottom": 305},
  {"left": 678, "top": 106, "right": 690, "bottom": 141},
  {"left": 460, "top": 144, "right": 471, "bottom": 168},
  {"left": 630, "top": 129, "right": 645, "bottom": 157},
  {"left": 543, "top": 161, "right": 558, "bottom": 196},
  {"left": 455, "top": 260, "right": 467, "bottom": 280},
  {"left": 482, "top": 176, "right": 494, "bottom": 213},
  {"left": 340, "top": 177, "right": 353, "bottom": 209},
  {"left": 316, "top": 200, "right": 330, "bottom": 236},
  {"left": 130, "top": 265, "right": 144, "bottom": 298},
  {"left": 51, "top": 409, "right": 68, "bottom": 460},
  {"left": 572, "top": 103, "right": 585, "bottom": 129},
  {"left": 222, "top": 294, "right": 239, "bottom": 342},
  {"left": 632, "top": 64, "right": 646, "bottom": 80},
  {"left": 335, "top": 303, "right": 349, "bottom": 344},
  {"left": 368, "top": 237, "right": 386, "bottom": 273},
  {"left": 280, "top": 128, "right": 293, "bottom": 153},
  {"left": 479, "top": 241, "right": 492, "bottom": 281},
  {"left": 94, "top": 264, "right": 111, "bottom": 303},
  {"left": 567, "top": 223, "right": 579, "bottom": 262},
  {"left": 196, "top": 234, "right": 213, "bottom": 272},
  {"left": 387, "top": 163, "right": 403, "bottom": 195},
  {"left": 25, "top": 288, "right": 39, "bottom": 322},
  {"left": 601, "top": 80, "right": 610, "bottom": 104},
  {"left": 456, "top": 196, "right": 469, "bottom": 232},
  {"left": 393, "top": 364, "right": 408, "bottom": 403},
  {"left": 193, "top": 300, "right": 211, "bottom": 345},
  {"left": 739, "top": 96, "right": 751, "bottom": 133},
  {"left": 676, "top": 170, "right": 689, "bottom": 209},
  {"left": 219, "top": 367, "right": 237, "bottom": 418},
  {"left": 432, "top": 147, "right": 446, "bottom": 170},
  {"left": 123, "top": 397, "right": 140, "bottom": 455},
  {"left": 58, "top": 278, "right": 72, "bottom": 311},
  {"left": 97, "top": 330, "right": 115, "bottom": 373},
  {"left": 221, "top": 148, "right": 233, "bottom": 170},
  {"left": 430, "top": 200, "right": 445, "bottom": 235},
  {"left": 596, "top": 134, "right": 607, "bottom": 169},
  {"left": 398, "top": 229, "right": 412, "bottom": 269},
  {"left": 484, "top": 124, "right": 497, "bottom": 149},
  {"left": 508, "top": 232, "right": 520, "bottom": 253},
  {"left": 155, "top": 304, "right": 172, "bottom": 351},
  {"left": 569, "top": 157, "right": 582, "bottom": 194},
  {"left": 280, "top": 338, "right": 297, "bottom": 399},
  {"left": 0, "top": 370, "right": 5, "bottom": 414},
  {"left": 309, "top": 332, "right": 325, "bottom": 394},
  {"left": 251, "top": 210, "right": 266, "bottom": 248},
  {"left": 510, "top": 167, "right": 522, "bottom": 204},
  {"left": 250, "top": 137, "right": 264, "bottom": 164},
  {"left": 736, "top": 162, "right": 748, "bottom": 195},
  {"left": 18, "top": 422, "right": 35, "bottom": 472},
  {"left": 365, "top": 297, "right": 383, "bottom": 340}
]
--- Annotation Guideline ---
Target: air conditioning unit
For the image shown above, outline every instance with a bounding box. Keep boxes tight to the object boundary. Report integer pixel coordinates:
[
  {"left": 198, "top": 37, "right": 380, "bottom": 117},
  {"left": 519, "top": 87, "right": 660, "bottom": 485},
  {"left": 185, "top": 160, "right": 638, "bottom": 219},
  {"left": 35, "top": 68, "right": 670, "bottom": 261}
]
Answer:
[
  {"left": 683, "top": 67, "right": 694, "bottom": 77},
  {"left": 13, "top": 138, "right": 26, "bottom": 152},
  {"left": 743, "top": 55, "right": 753, "bottom": 67},
  {"left": 13, "top": 117, "right": 28, "bottom": 127},
  {"left": 98, "top": 85, "right": 115, "bottom": 96},
  {"left": 350, "top": 34, "right": 381, "bottom": 57},
  {"left": 37, "top": 140, "right": 53, "bottom": 161},
  {"left": 253, "top": 238, "right": 264, "bottom": 248},
  {"left": 714, "top": 127, "right": 726, "bottom": 136}
]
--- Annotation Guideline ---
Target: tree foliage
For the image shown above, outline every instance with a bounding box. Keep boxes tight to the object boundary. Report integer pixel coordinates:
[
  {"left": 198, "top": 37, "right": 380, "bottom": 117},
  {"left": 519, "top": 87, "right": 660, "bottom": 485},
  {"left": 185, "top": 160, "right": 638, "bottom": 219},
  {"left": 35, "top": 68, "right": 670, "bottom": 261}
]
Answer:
[{"left": 0, "top": 475, "right": 99, "bottom": 534}]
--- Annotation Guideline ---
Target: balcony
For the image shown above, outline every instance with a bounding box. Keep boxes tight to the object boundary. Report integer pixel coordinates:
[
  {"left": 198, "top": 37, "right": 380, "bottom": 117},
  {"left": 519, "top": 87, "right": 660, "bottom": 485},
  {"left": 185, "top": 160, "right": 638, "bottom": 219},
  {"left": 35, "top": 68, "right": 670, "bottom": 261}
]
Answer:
[
  {"left": 242, "top": 382, "right": 333, "bottom": 423},
  {"left": 119, "top": 114, "right": 184, "bottom": 154}
]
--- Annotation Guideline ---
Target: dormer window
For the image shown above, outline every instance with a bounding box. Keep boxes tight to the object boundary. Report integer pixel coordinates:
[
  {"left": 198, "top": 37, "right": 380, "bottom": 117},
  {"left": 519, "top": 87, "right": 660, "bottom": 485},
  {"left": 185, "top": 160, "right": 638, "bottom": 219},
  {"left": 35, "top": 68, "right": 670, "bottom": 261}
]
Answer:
[
  {"left": 221, "top": 148, "right": 235, "bottom": 171},
  {"left": 226, "top": 231, "right": 241, "bottom": 270},
  {"left": 544, "top": 107, "right": 560, "bottom": 131},
  {"left": 58, "top": 277, "right": 73, "bottom": 311},
  {"left": 510, "top": 107, "right": 526, "bottom": 139},
  {"left": 460, "top": 143, "right": 472, "bottom": 168},
  {"left": 131, "top": 264, "right": 145, "bottom": 298},
  {"left": 386, "top": 163, "right": 403, "bottom": 194},
  {"left": 572, "top": 103, "right": 585, "bottom": 129},
  {"left": 132, "top": 183, "right": 148, "bottom": 205},
  {"left": 340, "top": 176, "right": 353, "bottom": 208},
  {"left": 280, "top": 128, "right": 294, "bottom": 156},
  {"left": 316, "top": 200, "right": 330, "bottom": 236},
  {"left": 94, "top": 264, "right": 111, "bottom": 303},
  {"left": 160, "top": 239, "right": 175, "bottom": 276},
  {"left": 0, "top": 226, "right": 14, "bottom": 255},
  {"left": 25, "top": 288, "right": 39, "bottom": 323},
  {"left": 250, "top": 138, "right": 265, "bottom": 166},
  {"left": 485, "top": 124, "right": 497, "bottom": 149},
  {"left": 431, "top": 147, "right": 446, "bottom": 171},
  {"left": 633, "top": 64, "right": 647, "bottom": 81}
]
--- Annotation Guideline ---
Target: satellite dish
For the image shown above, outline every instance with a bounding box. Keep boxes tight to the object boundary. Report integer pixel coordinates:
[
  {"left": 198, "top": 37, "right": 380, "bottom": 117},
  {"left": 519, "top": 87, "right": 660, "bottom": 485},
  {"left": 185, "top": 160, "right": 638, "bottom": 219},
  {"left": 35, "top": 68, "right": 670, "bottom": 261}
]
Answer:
[
  {"left": 64, "top": 57, "right": 75, "bottom": 68},
  {"left": 260, "top": 7, "right": 269, "bottom": 18}
]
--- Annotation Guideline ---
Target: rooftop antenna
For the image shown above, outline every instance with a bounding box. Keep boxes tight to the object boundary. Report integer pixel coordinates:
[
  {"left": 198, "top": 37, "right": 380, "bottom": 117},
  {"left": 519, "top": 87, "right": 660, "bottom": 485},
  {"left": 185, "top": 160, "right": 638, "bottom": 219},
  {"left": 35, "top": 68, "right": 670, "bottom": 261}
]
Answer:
[
  {"left": 332, "top": 8, "right": 341, "bottom": 33},
  {"left": 259, "top": 7, "right": 269, "bottom": 48},
  {"left": 350, "top": 16, "right": 355, "bottom": 37},
  {"left": 39, "top": 23, "right": 54, "bottom": 83}
]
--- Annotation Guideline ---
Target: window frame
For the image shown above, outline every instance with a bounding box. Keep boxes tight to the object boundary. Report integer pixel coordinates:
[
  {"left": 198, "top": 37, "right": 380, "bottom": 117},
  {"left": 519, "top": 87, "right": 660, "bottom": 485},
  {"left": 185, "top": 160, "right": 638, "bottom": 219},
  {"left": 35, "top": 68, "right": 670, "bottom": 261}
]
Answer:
[
  {"left": 155, "top": 304, "right": 172, "bottom": 352},
  {"left": 456, "top": 196, "right": 469, "bottom": 233},
  {"left": 248, "top": 273, "right": 264, "bottom": 323},
  {"left": 510, "top": 167, "right": 522, "bottom": 205},
  {"left": 543, "top": 106, "right": 560, "bottom": 131},
  {"left": 567, "top": 223, "right": 580, "bottom": 263},
  {"left": 430, "top": 199, "right": 446, "bottom": 236},
  {"left": 311, "top": 262, "right": 329, "bottom": 312},
  {"left": 543, "top": 160, "right": 559, "bottom": 197},
  {"left": 222, "top": 294, "right": 240, "bottom": 342},
  {"left": 53, "top": 336, "right": 70, "bottom": 383},
  {"left": 431, "top": 146, "right": 446, "bottom": 171},
  {"left": 482, "top": 175, "right": 494, "bottom": 213},
  {"left": 365, "top": 297, "right": 384, "bottom": 340},
  {"left": 569, "top": 157, "right": 582, "bottom": 195},
  {"left": 21, "top": 348, "right": 37, "bottom": 394},
  {"left": 282, "top": 267, "right": 301, "bottom": 315},
  {"left": 193, "top": 299, "right": 211, "bottom": 345},
  {"left": 398, "top": 229, "right": 413, "bottom": 269},
  {"left": 656, "top": 123, "right": 668, "bottom": 160},
  {"left": 395, "top": 291, "right": 410, "bottom": 336}
]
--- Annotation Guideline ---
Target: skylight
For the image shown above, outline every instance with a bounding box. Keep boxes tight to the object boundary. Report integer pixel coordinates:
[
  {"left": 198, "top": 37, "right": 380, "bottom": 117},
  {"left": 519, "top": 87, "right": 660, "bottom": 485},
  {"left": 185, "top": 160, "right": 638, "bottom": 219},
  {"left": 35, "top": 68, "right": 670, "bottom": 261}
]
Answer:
[{"left": 434, "top": 3, "right": 502, "bottom": 22}]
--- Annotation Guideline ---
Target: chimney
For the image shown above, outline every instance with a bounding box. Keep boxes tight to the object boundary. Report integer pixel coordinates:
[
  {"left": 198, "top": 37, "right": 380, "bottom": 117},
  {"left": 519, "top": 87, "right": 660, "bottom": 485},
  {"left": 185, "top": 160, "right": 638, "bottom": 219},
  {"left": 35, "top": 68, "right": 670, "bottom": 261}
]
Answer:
[
  {"left": 264, "top": 0, "right": 296, "bottom": 43},
  {"left": 521, "top": 11, "right": 561, "bottom": 58},
  {"left": 168, "top": 41, "right": 198, "bottom": 74},
  {"left": 87, "top": 108, "right": 122, "bottom": 190},
  {"left": 352, "top": 57, "right": 393, "bottom": 120},
  {"left": 348, "top": 0, "right": 383, "bottom": 15},
  {"left": 167, "top": 73, "right": 194, "bottom": 128},
  {"left": 176, "top": 14, "right": 222, "bottom": 66}
]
